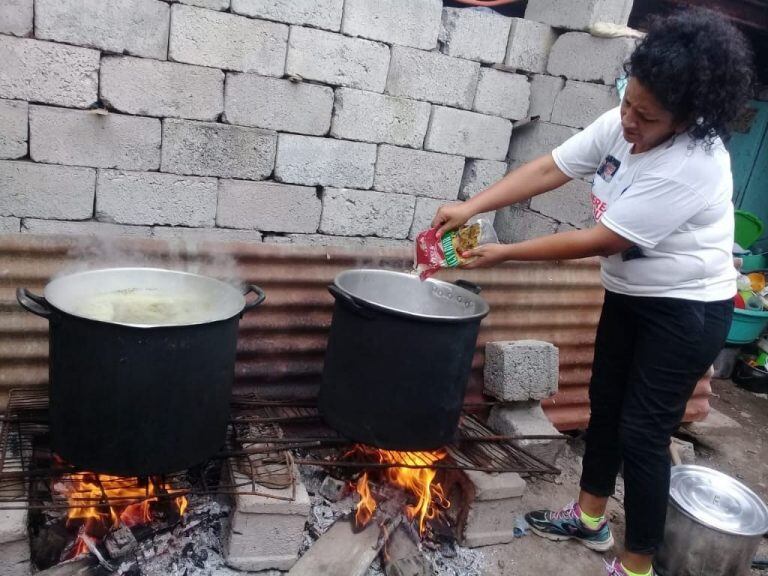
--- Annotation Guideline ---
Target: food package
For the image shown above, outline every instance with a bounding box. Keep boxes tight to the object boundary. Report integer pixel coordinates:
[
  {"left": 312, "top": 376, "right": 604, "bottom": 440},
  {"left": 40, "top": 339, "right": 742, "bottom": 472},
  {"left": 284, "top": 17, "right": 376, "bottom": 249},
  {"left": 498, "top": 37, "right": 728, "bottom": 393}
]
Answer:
[{"left": 413, "top": 219, "right": 498, "bottom": 280}]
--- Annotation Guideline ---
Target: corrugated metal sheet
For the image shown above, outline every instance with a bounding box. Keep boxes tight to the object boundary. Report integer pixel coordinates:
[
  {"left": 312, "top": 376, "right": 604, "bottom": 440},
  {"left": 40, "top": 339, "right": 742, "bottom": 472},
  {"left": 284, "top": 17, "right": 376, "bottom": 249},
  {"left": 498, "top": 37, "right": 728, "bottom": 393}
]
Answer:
[{"left": 0, "top": 234, "right": 712, "bottom": 430}]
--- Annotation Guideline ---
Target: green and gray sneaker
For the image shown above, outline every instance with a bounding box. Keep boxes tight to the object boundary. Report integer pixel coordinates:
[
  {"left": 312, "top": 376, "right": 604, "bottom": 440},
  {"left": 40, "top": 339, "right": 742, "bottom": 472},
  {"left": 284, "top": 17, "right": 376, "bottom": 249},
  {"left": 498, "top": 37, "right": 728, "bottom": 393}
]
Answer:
[{"left": 525, "top": 501, "right": 614, "bottom": 552}]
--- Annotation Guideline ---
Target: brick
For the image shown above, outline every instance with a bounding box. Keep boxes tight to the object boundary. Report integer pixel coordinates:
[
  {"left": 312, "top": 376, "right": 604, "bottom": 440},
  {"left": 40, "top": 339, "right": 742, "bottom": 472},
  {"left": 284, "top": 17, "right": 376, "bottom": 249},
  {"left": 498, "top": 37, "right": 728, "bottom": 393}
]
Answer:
[
  {"left": 319, "top": 188, "right": 415, "bottom": 238},
  {"left": 440, "top": 7, "right": 510, "bottom": 64},
  {"left": 386, "top": 46, "right": 479, "bottom": 109},
  {"left": 162, "top": 119, "right": 276, "bottom": 180},
  {"left": 170, "top": 4, "right": 288, "bottom": 76},
  {"left": 425, "top": 107, "right": 512, "bottom": 162},
  {"left": 484, "top": 340, "right": 559, "bottom": 401},
  {"left": 0, "top": 36, "right": 98, "bottom": 108},
  {"left": 409, "top": 197, "right": 445, "bottom": 239},
  {"left": 286, "top": 27, "right": 390, "bottom": 92},
  {"left": 460, "top": 159, "right": 507, "bottom": 200},
  {"left": 525, "top": 0, "right": 633, "bottom": 31},
  {"left": 463, "top": 470, "right": 526, "bottom": 501},
  {"left": 174, "top": 0, "right": 229, "bottom": 10},
  {"left": 331, "top": 88, "right": 430, "bottom": 148},
  {"left": 217, "top": 180, "right": 320, "bottom": 233},
  {"left": 375, "top": 144, "right": 464, "bottom": 200},
  {"left": 343, "top": 0, "right": 441, "bottom": 50},
  {"left": 551, "top": 80, "right": 618, "bottom": 129},
  {"left": 507, "top": 121, "right": 578, "bottom": 163},
  {"left": 30, "top": 106, "right": 160, "bottom": 170},
  {"left": 461, "top": 497, "right": 524, "bottom": 547},
  {"left": 548, "top": 32, "right": 636, "bottom": 85},
  {"left": 529, "top": 75, "right": 564, "bottom": 122},
  {"left": 36, "top": 0, "right": 169, "bottom": 60},
  {"left": 530, "top": 178, "right": 594, "bottom": 228},
  {"left": 0, "top": 100, "right": 27, "bottom": 159},
  {"left": 152, "top": 226, "right": 262, "bottom": 243},
  {"left": 473, "top": 69, "right": 530, "bottom": 121},
  {"left": 225, "top": 73, "right": 333, "bottom": 135},
  {"left": 0, "top": 216, "right": 20, "bottom": 233},
  {"left": 265, "top": 234, "right": 410, "bottom": 248},
  {"left": 494, "top": 204, "right": 558, "bottom": 244},
  {"left": 0, "top": 161, "right": 95, "bottom": 220},
  {"left": 0, "top": 0, "right": 32, "bottom": 37},
  {"left": 231, "top": 0, "right": 343, "bottom": 31},
  {"left": 500, "top": 18, "right": 557, "bottom": 75},
  {"left": 487, "top": 402, "right": 565, "bottom": 463},
  {"left": 101, "top": 56, "right": 224, "bottom": 121},
  {"left": 22, "top": 219, "right": 152, "bottom": 237},
  {"left": 275, "top": 134, "right": 376, "bottom": 189},
  {"left": 96, "top": 169, "right": 217, "bottom": 227}
]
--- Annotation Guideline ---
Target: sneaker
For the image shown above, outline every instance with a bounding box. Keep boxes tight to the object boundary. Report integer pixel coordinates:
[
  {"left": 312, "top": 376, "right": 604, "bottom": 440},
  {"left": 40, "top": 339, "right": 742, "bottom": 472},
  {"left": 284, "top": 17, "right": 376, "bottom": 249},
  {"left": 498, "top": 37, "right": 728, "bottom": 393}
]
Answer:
[
  {"left": 524, "top": 501, "right": 614, "bottom": 552},
  {"left": 603, "top": 558, "right": 656, "bottom": 576}
]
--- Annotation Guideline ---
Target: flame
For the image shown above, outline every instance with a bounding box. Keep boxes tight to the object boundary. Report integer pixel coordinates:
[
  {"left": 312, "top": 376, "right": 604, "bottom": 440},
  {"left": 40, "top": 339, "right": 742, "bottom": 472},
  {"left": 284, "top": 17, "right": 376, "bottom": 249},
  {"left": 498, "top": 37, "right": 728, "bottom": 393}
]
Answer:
[{"left": 355, "top": 472, "right": 377, "bottom": 526}]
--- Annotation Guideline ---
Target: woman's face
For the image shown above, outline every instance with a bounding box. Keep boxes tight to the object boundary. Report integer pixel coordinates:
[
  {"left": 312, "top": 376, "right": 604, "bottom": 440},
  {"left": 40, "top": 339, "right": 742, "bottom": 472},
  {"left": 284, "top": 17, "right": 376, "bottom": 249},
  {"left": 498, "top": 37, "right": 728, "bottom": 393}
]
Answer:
[{"left": 620, "top": 77, "right": 687, "bottom": 153}]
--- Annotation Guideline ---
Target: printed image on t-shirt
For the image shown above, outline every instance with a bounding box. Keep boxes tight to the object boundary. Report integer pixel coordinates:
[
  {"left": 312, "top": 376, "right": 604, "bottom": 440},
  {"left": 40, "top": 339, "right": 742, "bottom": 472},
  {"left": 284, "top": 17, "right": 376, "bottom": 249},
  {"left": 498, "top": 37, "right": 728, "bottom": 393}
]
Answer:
[{"left": 597, "top": 155, "right": 621, "bottom": 182}]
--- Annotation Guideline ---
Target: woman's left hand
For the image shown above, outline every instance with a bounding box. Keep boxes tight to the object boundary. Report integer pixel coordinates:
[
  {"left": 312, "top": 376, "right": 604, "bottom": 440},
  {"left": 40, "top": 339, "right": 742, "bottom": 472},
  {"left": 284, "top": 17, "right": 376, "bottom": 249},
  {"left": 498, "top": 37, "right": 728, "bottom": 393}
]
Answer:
[{"left": 460, "top": 243, "right": 509, "bottom": 269}]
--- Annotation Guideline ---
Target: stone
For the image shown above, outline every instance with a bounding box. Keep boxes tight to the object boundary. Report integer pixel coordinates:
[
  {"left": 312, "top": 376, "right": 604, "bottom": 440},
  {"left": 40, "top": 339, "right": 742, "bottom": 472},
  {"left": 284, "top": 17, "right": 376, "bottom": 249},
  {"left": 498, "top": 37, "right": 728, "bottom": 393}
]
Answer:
[
  {"left": 530, "top": 179, "right": 594, "bottom": 229},
  {"left": 409, "top": 197, "right": 445, "bottom": 240},
  {"left": 0, "top": 100, "right": 27, "bottom": 159},
  {"left": 0, "top": 0, "right": 32, "bottom": 37},
  {"left": 551, "top": 80, "right": 619, "bottom": 129},
  {"left": 225, "top": 73, "right": 333, "bottom": 135},
  {"left": 487, "top": 402, "right": 565, "bottom": 463},
  {"left": 30, "top": 106, "right": 161, "bottom": 170},
  {"left": 528, "top": 75, "right": 565, "bottom": 122},
  {"left": 287, "top": 519, "right": 382, "bottom": 576},
  {"left": 502, "top": 18, "right": 557, "bottom": 74},
  {"left": 152, "top": 226, "right": 262, "bottom": 243},
  {"left": 484, "top": 340, "right": 559, "bottom": 401},
  {"left": 386, "top": 46, "right": 479, "bottom": 110},
  {"left": 231, "top": 0, "right": 343, "bottom": 31},
  {"left": 547, "top": 32, "right": 636, "bottom": 85},
  {"left": 264, "top": 234, "right": 410, "bottom": 249},
  {"left": 342, "top": 0, "right": 442, "bottom": 50},
  {"left": 275, "top": 134, "right": 376, "bottom": 189},
  {"left": 495, "top": 204, "right": 559, "bottom": 243},
  {"left": 331, "top": 88, "right": 430, "bottom": 149},
  {"left": 319, "top": 188, "right": 415, "bottom": 239},
  {"left": 463, "top": 470, "right": 526, "bottom": 501},
  {"left": 671, "top": 437, "right": 696, "bottom": 465},
  {"left": 425, "top": 107, "right": 512, "bottom": 162},
  {"left": 319, "top": 476, "right": 349, "bottom": 502},
  {"left": 439, "top": 7, "right": 511, "bottom": 64},
  {"left": 170, "top": 4, "right": 288, "bottom": 76},
  {"left": 216, "top": 180, "right": 320, "bottom": 233},
  {"left": 0, "top": 216, "right": 20, "bottom": 233},
  {"left": 0, "top": 508, "right": 30, "bottom": 576},
  {"left": 286, "top": 27, "right": 390, "bottom": 93},
  {"left": 101, "top": 56, "right": 224, "bottom": 121},
  {"left": 473, "top": 68, "right": 530, "bottom": 121},
  {"left": 507, "top": 121, "right": 578, "bottom": 163},
  {"left": 374, "top": 144, "right": 464, "bottom": 200},
  {"left": 0, "top": 36, "right": 99, "bottom": 108},
  {"left": 0, "top": 160, "right": 95, "bottom": 219},
  {"left": 22, "top": 219, "right": 152, "bottom": 237},
  {"left": 161, "top": 119, "right": 276, "bottom": 180},
  {"left": 525, "top": 0, "right": 634, "bottom": 31},
  {"left": 96, "top": 169, "right": 217, "bottom": 227},
  {"left": 35, "top": 0, "right": 170, "bottom": 60}
]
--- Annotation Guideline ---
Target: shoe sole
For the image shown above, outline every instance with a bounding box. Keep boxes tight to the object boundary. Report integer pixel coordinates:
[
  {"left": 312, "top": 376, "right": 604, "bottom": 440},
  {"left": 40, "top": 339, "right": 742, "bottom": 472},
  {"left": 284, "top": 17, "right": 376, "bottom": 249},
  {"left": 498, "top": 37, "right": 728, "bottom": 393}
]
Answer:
[{"left": 528, "top": 525, "right": 615, "bottom": 552}]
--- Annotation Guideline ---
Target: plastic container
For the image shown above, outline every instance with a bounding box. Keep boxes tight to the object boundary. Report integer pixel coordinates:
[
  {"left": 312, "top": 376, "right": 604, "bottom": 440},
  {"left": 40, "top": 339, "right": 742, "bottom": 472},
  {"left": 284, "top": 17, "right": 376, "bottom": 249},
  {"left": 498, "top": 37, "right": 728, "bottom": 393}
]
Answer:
[
  {"left": 734, "top": 210, "right": 764, "bottom": 250},
  {"left": 732, "top": 357, "right": 768, "bottom": 393},
  {"left": 741, "top": 253, "right": 768, "bottom": 272},
  {"left": 726, "top": 307, "right": 768, "bottom": 345}
]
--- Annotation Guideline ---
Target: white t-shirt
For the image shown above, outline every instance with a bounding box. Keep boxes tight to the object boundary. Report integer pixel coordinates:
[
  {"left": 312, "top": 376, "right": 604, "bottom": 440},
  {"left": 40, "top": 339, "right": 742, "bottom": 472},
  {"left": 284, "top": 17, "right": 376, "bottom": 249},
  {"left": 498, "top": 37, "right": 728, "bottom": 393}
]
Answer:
[{"left": 552, "top": 107, "right": 736, "bottom": 302}]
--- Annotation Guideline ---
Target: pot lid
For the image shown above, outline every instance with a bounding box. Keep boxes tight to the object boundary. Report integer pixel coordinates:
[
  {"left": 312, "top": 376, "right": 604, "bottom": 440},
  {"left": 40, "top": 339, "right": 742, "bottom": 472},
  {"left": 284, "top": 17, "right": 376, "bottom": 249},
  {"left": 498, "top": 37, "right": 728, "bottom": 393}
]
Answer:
[{"left": 669, "top": 465, "right": 768, "bottom": 536}]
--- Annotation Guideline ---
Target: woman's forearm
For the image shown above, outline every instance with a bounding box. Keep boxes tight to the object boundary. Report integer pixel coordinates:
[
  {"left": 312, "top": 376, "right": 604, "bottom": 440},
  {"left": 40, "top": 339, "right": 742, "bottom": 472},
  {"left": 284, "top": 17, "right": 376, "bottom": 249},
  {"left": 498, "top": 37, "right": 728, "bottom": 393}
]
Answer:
[{"left": 499, "top": 225, "right": 634, "bottom": 261}]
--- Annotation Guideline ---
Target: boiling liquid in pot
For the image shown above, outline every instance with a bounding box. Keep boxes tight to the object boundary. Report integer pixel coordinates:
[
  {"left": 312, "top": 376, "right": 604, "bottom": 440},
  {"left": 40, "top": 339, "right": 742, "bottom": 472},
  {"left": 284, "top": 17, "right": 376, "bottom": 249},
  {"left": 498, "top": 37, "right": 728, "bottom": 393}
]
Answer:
[{"left": 74, "top": 289, "right": 212, "bottom": 325}]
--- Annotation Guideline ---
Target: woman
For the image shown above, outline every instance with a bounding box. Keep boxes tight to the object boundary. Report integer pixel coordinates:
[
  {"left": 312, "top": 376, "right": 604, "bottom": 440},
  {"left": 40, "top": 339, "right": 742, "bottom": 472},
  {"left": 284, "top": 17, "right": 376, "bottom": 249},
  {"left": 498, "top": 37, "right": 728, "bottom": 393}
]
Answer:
[{"left": 432, "top": 9, "right": 754, "bottom": 576}]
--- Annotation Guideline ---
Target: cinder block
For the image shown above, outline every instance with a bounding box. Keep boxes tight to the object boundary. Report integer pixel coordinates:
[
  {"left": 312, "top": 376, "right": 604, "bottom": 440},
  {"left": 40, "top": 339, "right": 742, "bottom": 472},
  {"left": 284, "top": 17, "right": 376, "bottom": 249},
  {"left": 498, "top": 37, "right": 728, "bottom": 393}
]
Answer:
[
  {"left": 319, "top": 188, "right": 415, "bottom": 238},
  {"left": 101, "top": 56, "right": 223, "bottom": 121},
  {"left": 331, "top": 88, "right": 430, "bottom": 149},
  {"left": 528, "top": 75, "right": 564, "bottom": 122},
  {"left": 484, "top": 340, "right": 559, "bottom": 401},
  {"left": 161, "top": 119, "right": 276, "bottom": 180},
  {"left": 463, "top": 470, "right": 526, "bottom": 501},
  {"left": 502, "top": 18, "right": 556, "bottom": 74},
  {"left": 152, "top": 226, "right": 262, "bottom": 244},
  {"left": 170, "top": 4, "right": 288, "bottom": 76},
  {"left": 36, "top": 0, "right": 169, "bottom": 60},
  {"left": 425, "top": 107, "right": 512, "bottom": 162},
  {"left": 525, "top": 0, "right": 634, "bottom": 31},
  {"left": 30, "top": 106, "right": 160, "bottom": 170},
  {"left": 439, "top": 7, "right": 510, "bottom": 64},
  {"left": 174, "top": 0, "right": 229, "bottom": 10},
  {"left": 547, "top": 32, "right": 636, "bottom": 85},
  {"left": 0, "top": 508, "right": 30, "bottom": 576},
  {"left": 275, "top": 134, "right": 376, "bottom": 189},
  {"left": 386, "top": 46, "right": 480, "bottom": 110},
  {"left": 495, "top": 204, "right": 559, "bottom": 243},
  {"left": 0, "top": 100, "right": 27, "bottom": 159},
  {"left": 97, "top": 169, "right": 217, "bottom": 227},
  {"left": 0, "top": 36, "right": 98, "bottom": 108},
  {"left": 231, "top": 0, "right": 343, "bottom": 31},
  {"left": 507, "top": 121, "right": 578, "bottom": 163},
  {"left": 487, "top": 402, "right": 565, "bottom": 463},
  {"left": 473, "top": 69, "right": 530, "bottom": 121},
  {"left": 264, "top": 234, "right": 410, "bottom": 248},
  {"left": 409, "top": 197, "right": 445, "bottom": 239},
  {"left": 0, "top": 216, "right": 20, "bottom": 233},
  {"left": 671, "top": 437, "right": 696, "bottom": 465},
  {"left": 461, "top": 496, "right": 524, "bottom": 548},
  {"left": 22, "top": 219, "right": 152, "bottom": 237},
  {"left": 0, "top": 161, "right": 94, "bottom": 220},
  {"left": 551, "top": 80, "right": 618, "bottom": 129},
  {"left": 217, "top": 180, "right": 320, "bottom": 233},
  {"left": 557, "top": 222, "right": 577, "bottom": 233},
  {"left": 460, "top": 159, "right": 507, "bottom": 200},
  {"left": 530, "top": 178, "right": 594, "bottom": 228},
  {"left": 225, "top": 73, "right": 333, "bottom": 135},
  {"left": 0, "top": 0, "right": 32, "bottom": 37},
  {"left": 286, "top": 27, "right": 390, "bottom": 93},
  {"left": 343, "top": 0, "right": 442, "bottom": 50},
  {"left": 374, "top": 144, "right": 464, "bottom": 200}
]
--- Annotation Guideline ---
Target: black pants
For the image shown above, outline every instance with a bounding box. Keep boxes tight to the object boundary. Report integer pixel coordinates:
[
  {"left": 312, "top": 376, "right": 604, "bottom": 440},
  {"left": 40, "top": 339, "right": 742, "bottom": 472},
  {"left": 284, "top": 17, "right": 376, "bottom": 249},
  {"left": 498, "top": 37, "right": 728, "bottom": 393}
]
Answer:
[{"left": 580, "top": 290, "right": 733, "bottom": 555}]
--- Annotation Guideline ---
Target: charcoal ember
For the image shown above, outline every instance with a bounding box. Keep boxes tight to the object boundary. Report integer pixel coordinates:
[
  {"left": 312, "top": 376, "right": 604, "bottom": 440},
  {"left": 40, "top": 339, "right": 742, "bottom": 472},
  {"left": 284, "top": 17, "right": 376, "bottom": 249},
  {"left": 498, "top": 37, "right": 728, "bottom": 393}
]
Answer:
[
  {"left": 105, "top": 525, "right": 138, "bottom": 560},
  {"left": 30, "top": 521, "right": 71, "bottom": 569}
]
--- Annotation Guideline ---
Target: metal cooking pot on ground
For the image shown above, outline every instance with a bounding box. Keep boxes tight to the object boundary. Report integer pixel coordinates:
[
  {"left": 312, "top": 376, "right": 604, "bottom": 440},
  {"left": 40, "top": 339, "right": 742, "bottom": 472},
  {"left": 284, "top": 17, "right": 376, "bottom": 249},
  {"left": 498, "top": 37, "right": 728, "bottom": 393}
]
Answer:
[{"left": 17, "top": 267, "right": 265, "bottom": 477}]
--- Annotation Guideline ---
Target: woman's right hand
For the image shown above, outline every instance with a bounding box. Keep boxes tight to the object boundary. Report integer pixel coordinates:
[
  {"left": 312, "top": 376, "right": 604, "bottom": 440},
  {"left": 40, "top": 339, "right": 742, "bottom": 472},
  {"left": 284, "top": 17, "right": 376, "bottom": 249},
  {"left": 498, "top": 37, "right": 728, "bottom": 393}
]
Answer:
[{"left": 432, "top": 202, "right": 474, "bottom": 239}]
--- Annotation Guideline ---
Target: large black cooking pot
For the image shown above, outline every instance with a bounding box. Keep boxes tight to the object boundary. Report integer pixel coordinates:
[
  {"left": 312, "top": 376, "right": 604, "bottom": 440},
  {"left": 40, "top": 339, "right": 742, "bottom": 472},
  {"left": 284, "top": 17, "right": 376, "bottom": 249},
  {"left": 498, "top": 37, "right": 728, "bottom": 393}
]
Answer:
[
  {"left": 319, "top": 269, "right": 490, "bottom": 451},
  {"left": 17, "top": 268, "right": 265, "bottom": 477}
]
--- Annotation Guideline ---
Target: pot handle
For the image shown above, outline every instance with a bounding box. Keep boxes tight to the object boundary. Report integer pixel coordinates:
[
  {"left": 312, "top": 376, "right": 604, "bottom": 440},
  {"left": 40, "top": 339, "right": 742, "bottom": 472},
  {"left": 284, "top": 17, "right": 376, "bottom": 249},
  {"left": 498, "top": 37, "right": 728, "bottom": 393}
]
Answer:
[
  {"left": 241, "top": 285, "right": 266, "bottom": 315},
  {"left": 16, "top": 288, "right": 54, "bottom": 319},
  {"left": 328, "top": 284, "right": 375, "bottom": 319},
  {"left": 454, "top": 279, "right": 482, "bottom": 294}
]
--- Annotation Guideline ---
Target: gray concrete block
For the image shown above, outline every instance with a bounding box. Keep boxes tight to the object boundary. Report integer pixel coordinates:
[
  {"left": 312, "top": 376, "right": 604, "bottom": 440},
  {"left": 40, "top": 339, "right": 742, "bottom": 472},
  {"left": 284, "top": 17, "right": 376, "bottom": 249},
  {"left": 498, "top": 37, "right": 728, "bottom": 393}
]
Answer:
[
  {"left": 30, "top": 106, "right": 161, "bottom": 170},
  {"left": 0, "top": 0, "right": 32, "bottom": 37},
  {"left": 530, "top": 179, "right": 594, "bottom": 229},
  {"left": 409, "top": 196, "right": 445, "bottom": 240},
  {"left": 217, "top": 180, "right": 320, "bottom": 233},
  {"left": 551, "top": 80, "right": 618, "bottom": 129},
  {"left": 507, "top": 121, "right": 577, "bottom": 163},
  {"left": 460, "top": 159, "right": 507, "bottom": 199},
  {"left": 0, "top": 160, "right": 95, "bottom": 219},
  {"left": 374, "top": 144, "right": 464, "bottom": 200},
  {"left": 152, "top": 225, "right": 262, "bottom": 244},
  {"left": 231, "top": 0, "right": 343, "bottom": 31},
  {"left": 0, "top": 36, "right": 99, "bottom": 108},
  {"left": 162, "top": 119, "right": 276, "bottom": 180},
  {"left": 461, "top": 496, "right": 524, "bottom": 548},
  {"left": 264, "top": 233, "right": 410, "bottom": 248},
  {"left": 331, "top": 88, "right": 430, "bottom": 148},
  {"left": 547, "top": 32, "right": 636, "bottom": 85},
  {"left": 425, "top": 106, "right": 512, "bottom": 162},
  {"left": 671, "top": 437, "right": 696, "bottom": 465},
  {"left": 0, "top": 100, "right": 27, "bottom": 159},
  {"left": 319, "top": 188, "right": 415, "bottom": 238},
  {"left": 36, "top": 0, "right": 169, "bottom": 60},
  {"left": 473, "top": 69, "right": 530, "bottom": 121},
  {"left": 464, "top": 470, "right": 526, "bottom": 501},
  {"left": 484, "top": 340, "right": 559, "bottom": 401},
  {"left": 22, "top": 218, "right": 152, "bottom": 237},
  {"left": 286, "top": 26, "right": 390, "bottom": 92},
  {"left": 528, "top": 75, "right": 564, "bottom": 122},
  {"left": 170, "top": 4, "right": 288, "bottom": 76},
  {"left": 487, "top": 402, "right": 564, "bottom": 463},
  {"left": 495, "top": 204, "right": 558, "bottom": 244},
  {"left": 502, "top": 18, "right": 556, "bottom": 74},
  {"left": 525, "top": 0, "right": 633, "bottom": 31},
  {"left": 439, "top": 7, "right": 510, "bottom": 64},
  {"left": 101, "top": 56, "right": 224, "bottom": 121},
  {"left": 0, "top": 216, "right": 20, "bottom": 233},
  {"left": 0, "top": 508, "right": 30, "bottom": 576},
  {"left": 275, "top": 134, "right": 376, "bottom": 189},
  {"left": 173, "top": 0, "right": 229, "bottom": 10},
  {"left": 225, "top": 73, "right": 333, "bottom": 135},
  {"left": 343, "top": 0, "right": 442, "bottom": 50},
  {"left": 557, "top": 222, "right": 577, "bottom": 233},
  {"left": 387, "top": 46, "right": 480, "bottom": 109},
  {"left": 97, "top": 169, "right": 217, "bottom": 227}
]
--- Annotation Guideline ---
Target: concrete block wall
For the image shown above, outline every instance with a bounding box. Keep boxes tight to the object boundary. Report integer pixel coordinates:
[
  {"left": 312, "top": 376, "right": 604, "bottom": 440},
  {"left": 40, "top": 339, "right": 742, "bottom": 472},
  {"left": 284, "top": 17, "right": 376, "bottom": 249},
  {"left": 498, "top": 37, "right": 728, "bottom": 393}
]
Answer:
[{"left": 0, "top": 0, "right": 634, "bottom": 245}]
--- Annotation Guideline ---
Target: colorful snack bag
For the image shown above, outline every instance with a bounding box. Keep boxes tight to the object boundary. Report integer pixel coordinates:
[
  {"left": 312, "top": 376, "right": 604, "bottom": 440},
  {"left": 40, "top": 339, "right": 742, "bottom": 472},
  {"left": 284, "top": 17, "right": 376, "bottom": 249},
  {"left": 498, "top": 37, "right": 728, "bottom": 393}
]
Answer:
[{"left": 413, "top": 219, "right": 498, "bottom": 280}]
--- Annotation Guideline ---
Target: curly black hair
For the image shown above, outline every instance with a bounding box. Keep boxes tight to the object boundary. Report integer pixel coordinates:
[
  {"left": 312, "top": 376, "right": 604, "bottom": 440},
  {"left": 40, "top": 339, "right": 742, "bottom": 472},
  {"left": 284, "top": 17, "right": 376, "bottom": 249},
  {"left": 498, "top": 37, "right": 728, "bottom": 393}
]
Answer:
[{"left": 625, "top": 8, "right": 754, "bottom": 146}]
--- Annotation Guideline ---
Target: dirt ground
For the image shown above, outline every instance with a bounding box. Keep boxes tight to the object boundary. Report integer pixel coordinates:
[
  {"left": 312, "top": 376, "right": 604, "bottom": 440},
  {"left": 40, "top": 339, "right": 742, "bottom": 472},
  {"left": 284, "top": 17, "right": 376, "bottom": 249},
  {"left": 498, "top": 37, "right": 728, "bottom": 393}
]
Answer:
[{"left": 479, "top": 379, "right": 768, "bottom": 576}]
